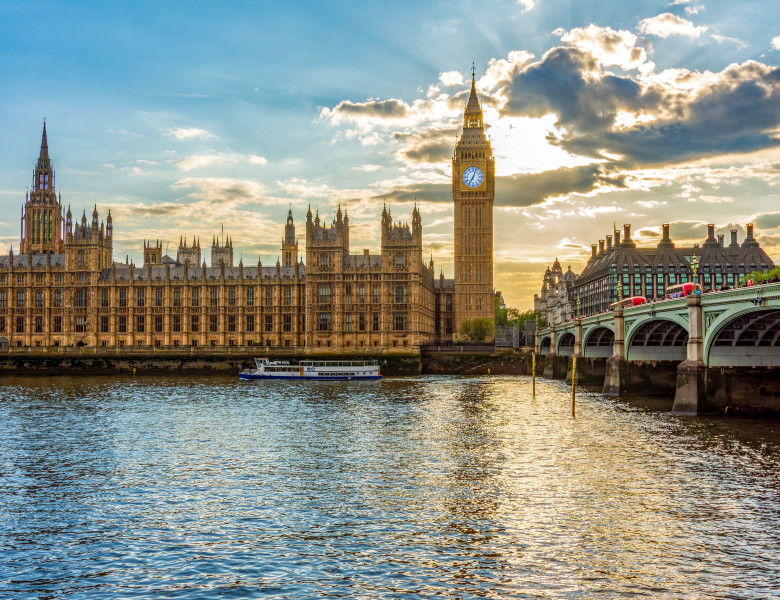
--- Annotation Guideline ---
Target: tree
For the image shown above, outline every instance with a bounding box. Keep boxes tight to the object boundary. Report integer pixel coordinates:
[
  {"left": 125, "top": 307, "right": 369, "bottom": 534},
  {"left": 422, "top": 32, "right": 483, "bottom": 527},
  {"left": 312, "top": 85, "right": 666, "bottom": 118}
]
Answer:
[
  {"left": 505, "top": 308, "right": 546, "bottom": 329},
  {"left": 459, "top": 318, "right": 495, "bottom": 342},
  {"left": 741, "top": 266, "right": 780, "bottom": 286}
]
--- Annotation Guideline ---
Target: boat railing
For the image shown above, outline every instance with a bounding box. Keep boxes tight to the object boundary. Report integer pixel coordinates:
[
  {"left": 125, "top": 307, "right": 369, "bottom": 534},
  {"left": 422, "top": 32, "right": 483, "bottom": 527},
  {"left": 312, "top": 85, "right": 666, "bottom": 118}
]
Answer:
[{"left": 298, "top": 360, "right": 379, "bottom": 367}]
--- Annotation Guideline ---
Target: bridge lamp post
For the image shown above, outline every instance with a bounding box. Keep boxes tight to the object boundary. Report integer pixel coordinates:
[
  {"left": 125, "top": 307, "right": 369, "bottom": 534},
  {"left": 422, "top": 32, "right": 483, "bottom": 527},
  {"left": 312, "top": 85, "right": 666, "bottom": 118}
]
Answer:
[
  {"left": 576, "top": 295, "right": 581, "bottom": 319},
  {"left": 690, "top": 253, "right": 699, "bottom": 284},
  {"left": 615, "top": 282, "right": 623, "bottom": 302}
]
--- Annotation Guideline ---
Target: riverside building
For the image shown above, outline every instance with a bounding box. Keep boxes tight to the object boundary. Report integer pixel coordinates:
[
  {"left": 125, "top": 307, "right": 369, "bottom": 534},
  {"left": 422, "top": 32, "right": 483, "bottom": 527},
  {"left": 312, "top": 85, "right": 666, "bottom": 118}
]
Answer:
[
  {"left": 535, "top": 223, "right": 775, "bottom": 321},
  {"left": 0, "top": 76, "right": 495, "bottom": 350}
]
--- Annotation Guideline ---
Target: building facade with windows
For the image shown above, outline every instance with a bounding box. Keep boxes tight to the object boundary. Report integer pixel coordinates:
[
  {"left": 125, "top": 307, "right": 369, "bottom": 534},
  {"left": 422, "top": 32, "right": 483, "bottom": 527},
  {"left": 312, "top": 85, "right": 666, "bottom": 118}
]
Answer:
[
  {"left": 0, "top": 74, "right": 496, "bottom": 351},
  {"left": 571, "top": 223, "right": 774, "bottom": 316}
]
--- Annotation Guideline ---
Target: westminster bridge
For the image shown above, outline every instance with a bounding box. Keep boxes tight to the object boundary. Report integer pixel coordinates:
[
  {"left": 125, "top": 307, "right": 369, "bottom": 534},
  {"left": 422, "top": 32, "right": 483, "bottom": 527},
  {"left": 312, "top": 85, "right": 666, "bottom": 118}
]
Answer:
[{"left": 536, "top": 283, "right": 780, "bottom": 415}]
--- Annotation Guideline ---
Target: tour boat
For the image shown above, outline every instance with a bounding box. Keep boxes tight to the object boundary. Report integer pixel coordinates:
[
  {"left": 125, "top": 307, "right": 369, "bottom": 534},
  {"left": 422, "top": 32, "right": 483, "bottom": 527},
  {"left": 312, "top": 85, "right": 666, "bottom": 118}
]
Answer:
[{"left": 239, "top": 358, "right": 383, "bottom": 380}]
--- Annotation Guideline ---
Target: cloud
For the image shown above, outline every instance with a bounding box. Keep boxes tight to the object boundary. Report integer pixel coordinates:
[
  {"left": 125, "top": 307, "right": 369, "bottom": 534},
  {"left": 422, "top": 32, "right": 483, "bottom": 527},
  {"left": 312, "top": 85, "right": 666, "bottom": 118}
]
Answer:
[
  {"left": 171, "top": 177, "right": 269, "bottom": 205},
  {"left": 351, "top": 164, "right": 381, "bottom": 172},
  {"left": 176, "top": 153, "right": 268, "bottom": 171},
  {"left": 176, "top": 154, "right": 225, "bottom": 171},
  {"left": 499, "top": 165, "right": 627, "bottom": 207},
  {"left": 554, "top": 24, "right": 651, "bottom": 71},
  {"left": 320, "top": 98, "right": 411, "bottom": 125},
  {"left": 496, "top": 45, "right": 656, "bottom": 133},
  {"left": 772, "top": 36, "right": 780, "bottom": 51},
  {"left": 493, "top": 40, "right": 780, "bottom": 167},
  {"left": 638, "top": 13, "right": 708, "bottom": 38},
  {"left": 439, "top": 71, "right": 464, "bottom": 87},
  {"left": 517, "top": 0, "right": 536, "bottom": 11},
  {"left": 754, "top": 212, "right": 780, "bottom": 230},
  {"left": 711, "top": 34, "right": 748, "bottom": 50},
  {"left": 165, "top": 127, "right": 217, "bottom": 140},
  {"left": 394, "top": 127, "right": 459, "bottom": 165},
  {"left": 561, "top": 61, "right": 780, "bottom": 165}
]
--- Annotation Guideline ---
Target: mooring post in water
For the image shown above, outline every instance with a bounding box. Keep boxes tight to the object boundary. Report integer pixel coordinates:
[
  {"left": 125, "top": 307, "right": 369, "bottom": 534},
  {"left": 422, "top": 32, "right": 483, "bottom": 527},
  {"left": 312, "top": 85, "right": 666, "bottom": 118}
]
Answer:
[
  {"left": 532, "top": 352, "right": 536, "bottom": 396},
  {"left": 571, "top": 355, "right": 577, "bottom": 417}
]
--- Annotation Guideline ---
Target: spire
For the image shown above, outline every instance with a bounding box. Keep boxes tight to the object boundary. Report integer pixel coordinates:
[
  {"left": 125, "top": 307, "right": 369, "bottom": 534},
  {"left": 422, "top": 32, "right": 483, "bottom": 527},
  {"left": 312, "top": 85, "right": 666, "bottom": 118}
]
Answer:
[
  {"left": 463, "top": 64, "right": 483, "bottom": 128},
  {"left": 39, "top": 120, "right": 50, "bottom": 164}
]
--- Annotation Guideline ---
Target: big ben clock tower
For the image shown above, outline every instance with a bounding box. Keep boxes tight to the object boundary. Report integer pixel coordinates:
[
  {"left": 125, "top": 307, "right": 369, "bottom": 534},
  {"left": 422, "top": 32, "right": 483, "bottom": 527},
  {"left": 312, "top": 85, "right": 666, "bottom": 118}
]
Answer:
[{"left": 453, "top": 67, "right": 495, "bottom": 336}]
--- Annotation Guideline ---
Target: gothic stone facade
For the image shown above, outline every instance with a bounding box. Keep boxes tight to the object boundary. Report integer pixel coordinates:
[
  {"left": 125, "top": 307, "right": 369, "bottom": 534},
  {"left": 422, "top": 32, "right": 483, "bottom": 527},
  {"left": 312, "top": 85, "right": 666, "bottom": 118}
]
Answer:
[{"left": 1, "top": 77, "right": 492, "bottom": 350}]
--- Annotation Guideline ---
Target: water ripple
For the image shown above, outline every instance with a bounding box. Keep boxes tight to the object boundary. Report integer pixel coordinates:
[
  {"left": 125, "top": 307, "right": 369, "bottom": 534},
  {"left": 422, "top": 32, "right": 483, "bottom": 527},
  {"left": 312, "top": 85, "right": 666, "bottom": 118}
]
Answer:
[{"left": 1, "top": 374, "right": 779, "bottom": 599}]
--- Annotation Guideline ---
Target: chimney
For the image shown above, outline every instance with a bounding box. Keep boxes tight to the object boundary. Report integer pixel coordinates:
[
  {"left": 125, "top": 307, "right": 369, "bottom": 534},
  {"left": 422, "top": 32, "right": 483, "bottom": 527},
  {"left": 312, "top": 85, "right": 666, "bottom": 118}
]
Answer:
[
  {"left": 707, "top": 224, "right": 715, "bottom": 240},
  {"left": 606, "top": 235, "right": 612, "bottom": 250},
  {"left": 615, "top": 230, "right": 621, "bottom": 245},
  {"left": 599, "top": 240, "right": 605, "bottom": 253},
  {"left": 730, "top": 229, "right": 739, "bottom": 248},
  {"left": 658, "top": 223, "right": 675, "bottom": 248},
  {"left": 622, "top": 224, "right": 635, "bottom": 247},
  {"left": 742, "top": 223, "right": 758, "bottom": 247},
  {"left": 591, "top": 244, "right": 597, "bottom": 257},
  {"left": 718, "top": 234, "right": 724, "bottom": 247}
]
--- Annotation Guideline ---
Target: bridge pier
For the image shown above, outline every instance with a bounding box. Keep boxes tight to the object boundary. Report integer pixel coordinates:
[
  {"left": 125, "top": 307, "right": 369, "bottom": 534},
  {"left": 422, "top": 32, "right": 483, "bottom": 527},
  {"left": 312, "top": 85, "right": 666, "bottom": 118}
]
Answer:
[
  {"left": 603, "top": 306, "right": 626, "bottom": 396},
  {"left": 543, "top": 326, "right": 556, "bottom": 377},
  {"left": 673, "top": 295, "right": 705, "bottom": 415}
]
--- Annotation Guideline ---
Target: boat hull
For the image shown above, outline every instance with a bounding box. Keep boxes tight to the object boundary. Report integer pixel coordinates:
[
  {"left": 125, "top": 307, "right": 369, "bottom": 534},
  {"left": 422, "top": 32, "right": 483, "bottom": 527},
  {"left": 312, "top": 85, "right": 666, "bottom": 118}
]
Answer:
[{"left": 239, "top": 373, "right": 382, "bottom": 381}]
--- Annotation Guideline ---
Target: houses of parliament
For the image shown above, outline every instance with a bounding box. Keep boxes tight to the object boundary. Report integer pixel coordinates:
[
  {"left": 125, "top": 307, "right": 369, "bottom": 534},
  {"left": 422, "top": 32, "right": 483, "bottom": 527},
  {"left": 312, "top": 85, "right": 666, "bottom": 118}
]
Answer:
[{"left": 0, "top": 75, "right": 496, "bottom": 351}]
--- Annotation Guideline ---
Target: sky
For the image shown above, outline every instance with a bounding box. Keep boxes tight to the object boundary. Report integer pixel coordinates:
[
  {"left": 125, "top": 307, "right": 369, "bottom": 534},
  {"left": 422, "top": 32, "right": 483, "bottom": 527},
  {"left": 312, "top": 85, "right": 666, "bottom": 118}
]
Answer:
[{"left": 1, "top": 0, "right": 779, "bottom": 309}]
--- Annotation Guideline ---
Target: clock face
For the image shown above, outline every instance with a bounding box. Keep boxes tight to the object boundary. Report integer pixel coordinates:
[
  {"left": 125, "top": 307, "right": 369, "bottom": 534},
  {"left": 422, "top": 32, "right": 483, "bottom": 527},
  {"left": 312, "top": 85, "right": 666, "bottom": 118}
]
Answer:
[{"left": 462, "top": 166, "right": 484, "bottom": 188}]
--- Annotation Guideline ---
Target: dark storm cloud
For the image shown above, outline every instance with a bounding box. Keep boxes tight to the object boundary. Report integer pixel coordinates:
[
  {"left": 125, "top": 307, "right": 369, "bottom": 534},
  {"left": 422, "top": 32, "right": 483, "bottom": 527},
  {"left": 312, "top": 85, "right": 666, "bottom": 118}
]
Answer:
[
  {"left": 497, "top": 46, "right": 780, "bottom": 166},
  {"left": 499, "top": 164, "right": 626, "bottom": 206},
  {"left": 566, "top": 63, "right": 780, "bottom": 164},
  {"left": 499, "top": 47, "right": 656, "bottom": 133}
]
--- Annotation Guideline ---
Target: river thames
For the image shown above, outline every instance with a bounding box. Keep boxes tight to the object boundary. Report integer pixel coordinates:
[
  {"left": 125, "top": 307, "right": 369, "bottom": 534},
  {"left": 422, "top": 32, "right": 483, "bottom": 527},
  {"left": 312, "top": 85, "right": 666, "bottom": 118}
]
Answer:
[{"left": 1, "top": 374, "right": 778, "bottom": 599}]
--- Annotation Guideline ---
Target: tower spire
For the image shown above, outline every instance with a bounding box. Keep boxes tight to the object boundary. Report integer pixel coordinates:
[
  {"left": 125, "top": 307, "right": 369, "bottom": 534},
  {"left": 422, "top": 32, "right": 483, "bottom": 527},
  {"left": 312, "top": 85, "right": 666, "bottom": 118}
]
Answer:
[
  {"left": 40, "top": 120, "right": 49, "bottom": 160},
  {"left": 464, "top": 68, "right": 482, "bottom": 127},
  {"left": 37, "top": 120, "right": 52, "bottom": 171}
]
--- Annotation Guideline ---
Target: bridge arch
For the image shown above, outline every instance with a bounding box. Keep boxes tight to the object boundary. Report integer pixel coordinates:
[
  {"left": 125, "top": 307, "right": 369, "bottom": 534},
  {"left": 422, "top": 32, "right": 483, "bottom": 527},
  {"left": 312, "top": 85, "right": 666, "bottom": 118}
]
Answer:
[
  {"left": 557, "top": 332, "right": 575, "bottom": 356},
  {"left": 583, "top": 326, "right": 614, "bottom": 358},
  {"left": 626, "top": 317, "right": 689, "bottom": 361},
  {"left": 539, "top": 335, "right": 552, "bottom": 355},
  {"left": 705, "top": 307, "right": 780, "bottom": 367}
]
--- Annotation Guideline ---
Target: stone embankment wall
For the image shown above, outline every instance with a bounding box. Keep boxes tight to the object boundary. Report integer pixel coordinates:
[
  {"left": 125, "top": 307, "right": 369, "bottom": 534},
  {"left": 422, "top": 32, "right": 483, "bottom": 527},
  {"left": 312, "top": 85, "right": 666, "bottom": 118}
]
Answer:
[
  {"left": 422, "top": 349, "right": 536, "bottom": 375},
  {"left": 0, "top": 350, "right": 423, "bottom": 376}
]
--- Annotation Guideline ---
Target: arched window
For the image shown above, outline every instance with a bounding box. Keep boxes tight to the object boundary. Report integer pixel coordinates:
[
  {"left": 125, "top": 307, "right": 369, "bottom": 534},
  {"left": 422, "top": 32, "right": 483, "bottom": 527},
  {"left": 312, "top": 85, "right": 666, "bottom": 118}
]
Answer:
[
  {"left": 395, "top": 253, "right": 404, "bottom": 268},
  {"left": 320, "top": 254, "right": 329, "bottom": 268},
  {"left": 77, "top": 250, "right": 85, "bottom": 267}
]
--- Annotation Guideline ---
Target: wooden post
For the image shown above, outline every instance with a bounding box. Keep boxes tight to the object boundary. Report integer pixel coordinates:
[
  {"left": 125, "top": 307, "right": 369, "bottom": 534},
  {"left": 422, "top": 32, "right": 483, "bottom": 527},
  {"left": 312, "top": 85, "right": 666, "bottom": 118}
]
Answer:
[
  {"left": 532, "top": 352, "right": 536, "bottom": 396},
  {"left": 571, "top": 355, "right": 577, "bottom": 417}
]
